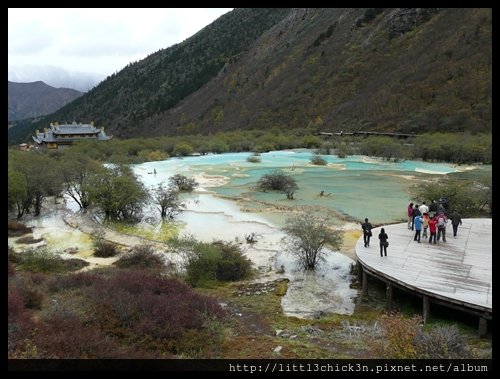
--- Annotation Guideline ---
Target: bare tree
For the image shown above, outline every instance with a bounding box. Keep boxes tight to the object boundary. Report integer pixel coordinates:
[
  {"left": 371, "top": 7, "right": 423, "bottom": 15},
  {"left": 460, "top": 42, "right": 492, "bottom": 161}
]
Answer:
[
  {"left": 281, "top": 213, "right": 343, "bottom": 270},
  {"left": 151, "top": 183, "right": 183, "bottom": 219}
]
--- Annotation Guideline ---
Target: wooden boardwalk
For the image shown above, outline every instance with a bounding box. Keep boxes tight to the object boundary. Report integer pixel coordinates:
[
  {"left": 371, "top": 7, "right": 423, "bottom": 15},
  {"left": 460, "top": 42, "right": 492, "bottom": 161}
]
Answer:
[
  {"left": 355, "top": 219, "right": 492, "bottom": 319},
  {"left": 316, "top": 131, "right": 421, "bottom": 138}
]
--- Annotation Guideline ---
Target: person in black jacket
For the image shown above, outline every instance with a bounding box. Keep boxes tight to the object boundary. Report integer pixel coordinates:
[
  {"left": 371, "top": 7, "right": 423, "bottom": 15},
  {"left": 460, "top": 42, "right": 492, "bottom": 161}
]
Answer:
[
  {"left": 379, "top": 228, "right": 389, "bottom": 257},
  {"left": 429, "top": 200, "right": 438, "bottom": 218},
  {"left": 450, "top": 210, "right": 463, "bottom": 238},
  {"left": 361, "top": 218, "right": 373, "bottom": 247}
]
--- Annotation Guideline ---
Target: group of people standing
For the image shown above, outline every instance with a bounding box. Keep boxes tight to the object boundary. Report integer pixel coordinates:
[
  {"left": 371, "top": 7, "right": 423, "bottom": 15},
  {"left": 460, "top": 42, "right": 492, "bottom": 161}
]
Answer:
[
  {"left": 361, "top": 199, "right": 463, "bottom": 258},
  {"left": 407, "top": 200, "right": 463, "bottom": 244}
]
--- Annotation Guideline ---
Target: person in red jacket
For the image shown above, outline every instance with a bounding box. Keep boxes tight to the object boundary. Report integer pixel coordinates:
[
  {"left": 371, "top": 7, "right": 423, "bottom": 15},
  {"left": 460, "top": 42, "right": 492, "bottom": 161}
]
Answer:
[
  {"left": 407, "top": 202, "right": 414, "bottom": 230},
  {"left": 428, "top": 216, "right": 437, "bottom": 244}
]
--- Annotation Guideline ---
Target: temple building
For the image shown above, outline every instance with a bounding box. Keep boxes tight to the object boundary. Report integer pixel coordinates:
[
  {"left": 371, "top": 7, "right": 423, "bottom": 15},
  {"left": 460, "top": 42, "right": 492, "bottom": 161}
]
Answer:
[{"left": 32, "top": 121, "right": 112, "bottom": 149}]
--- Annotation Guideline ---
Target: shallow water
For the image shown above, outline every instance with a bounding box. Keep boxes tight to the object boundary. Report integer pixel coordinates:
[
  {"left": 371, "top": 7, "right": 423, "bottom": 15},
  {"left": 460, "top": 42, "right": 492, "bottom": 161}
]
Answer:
[
  {"left": 131, "top": 151, "right": 483, "bottom": 318},
  {"left": 276, "top": 250, "right": 357, "bottom": 318},
  {"left": 11, "top": 206, "right": 94, "bottom": 259},
  {"left": 135, "top": 151, "right": 463, "bottom": 226},
  {"left": 10, "top": 151, "right": 489, "bottom": 319}
]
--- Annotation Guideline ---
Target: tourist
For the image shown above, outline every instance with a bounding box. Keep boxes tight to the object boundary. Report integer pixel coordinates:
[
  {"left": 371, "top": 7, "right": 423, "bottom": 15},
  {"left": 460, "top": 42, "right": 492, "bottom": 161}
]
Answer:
[
  {"left": 450, "top": 210, "right": 463, "bottom": 238},
  {"left": 412, "top": 204, "right": 421, "bottom": 230},
  {"left": 428, "top": 216, "right": 437, "bottom": 244},
  {"left": 407, "top": 202, "right": 414, "bottom": 230},
  {"left": 419, "top": 201, "right": 429, "bottom": 215},
  {"left": 436, "top": 212, "right": 448, "bottom": 242},
  {"left": 440, "top": 197, "right": 449, "bottom": 211},
  {"left": 422, "top": 213, "right": 430, "bottom": 238},
  {"left": 361, "top": 218, "right": 373, "bottom": 247},
  {"left": 429, "top": 200, "right": 438, "bottom": 218},
  {"left": 414, "top": 213, "right": 423, "bottom": 243},
  {"left": 379, "top": 228, "right": 389, "bottom": 257}
]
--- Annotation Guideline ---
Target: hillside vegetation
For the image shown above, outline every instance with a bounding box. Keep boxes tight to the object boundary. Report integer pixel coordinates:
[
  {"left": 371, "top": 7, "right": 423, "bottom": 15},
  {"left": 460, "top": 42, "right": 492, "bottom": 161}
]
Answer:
[{"left": 9, "top": 8, "right": 491, "bottom": 144}]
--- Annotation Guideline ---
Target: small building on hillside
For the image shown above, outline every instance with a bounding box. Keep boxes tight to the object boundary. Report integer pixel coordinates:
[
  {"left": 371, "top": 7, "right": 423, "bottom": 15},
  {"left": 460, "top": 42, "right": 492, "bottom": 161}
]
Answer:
[{"left": 32, "top": 121, "right": 112, "bottom": 149}]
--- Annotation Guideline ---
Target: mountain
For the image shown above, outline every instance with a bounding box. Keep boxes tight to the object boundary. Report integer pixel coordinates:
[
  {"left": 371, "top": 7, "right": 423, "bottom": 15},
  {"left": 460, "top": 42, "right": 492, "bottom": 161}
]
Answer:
[
  {"left": 8, "top": 81, "right": 83, "bottom": 122},
  {"left": 9, "top": 8, "right": 491, "bottom": 143},
  {"left": 8, "top": 65, "right": 105, "bottom": 92}
]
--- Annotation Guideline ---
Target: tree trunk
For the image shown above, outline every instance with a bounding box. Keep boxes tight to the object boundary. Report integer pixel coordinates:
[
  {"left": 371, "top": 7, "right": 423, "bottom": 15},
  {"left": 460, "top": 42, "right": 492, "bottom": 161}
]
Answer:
[
  {"left": 34, "top": 196, "right": 42, "bottom": 216},
  {"left": 16, "top": 202, "right": 24, "bottom": 219}
]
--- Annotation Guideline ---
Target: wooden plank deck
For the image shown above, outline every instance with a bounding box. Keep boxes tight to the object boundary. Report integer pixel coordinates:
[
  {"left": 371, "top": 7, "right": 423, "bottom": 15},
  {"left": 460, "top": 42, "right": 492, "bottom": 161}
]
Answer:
[
  {"left": 355, "top": 219, "right": 492, "bottom": 313},
  {"left": 316, "top": 131, "right": 421, "bottom": 138}
]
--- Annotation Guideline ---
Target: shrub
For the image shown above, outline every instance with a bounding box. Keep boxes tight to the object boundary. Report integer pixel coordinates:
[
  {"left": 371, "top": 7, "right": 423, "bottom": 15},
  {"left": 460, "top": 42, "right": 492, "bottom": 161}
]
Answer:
[
  {"left": 255, "top": 142, "right": 276, "bottom": 153},
  {"left": 185, "top": 243, "right": 220, "bottom": 287},
  {"left": 33, "top": 312, "right": 145, "bottom": 358},
  {"left": 91, "top": 229, "right": 119, "bottom": 257},
  {"left": 8, "top": 247, "right": 22, "bottom": 264},
  {"left": 310, "top": 154, "right": 327, "bottom": 165},
  {"left": 282, "top": 213, "right": 343, "bottom": 270},
  {"left": 379, "top": 312, "right": 423, "bottom": 358},
  {"left": 8, "top": 289, "right": 37, "bottom": 358},
  {"left": 257, "top": 170, "right": 298, "bottom": 199},
  {"left": 213, "top": 241, "right": 252, "bottom": 281},
  {"left": 8, "top": 259, "right": 15, "bottom": 276},
  {"left": 173, "top": 143, "right": 194, "bottom": 156},
  {"left": 301, "top": 135, "right": 322, "bottom": 148},
  {"left": 8, "top": 220, "right": 32, "bottom": 236},
  {"left": 184, "top": 240, "right": 253, "bottom": 286},
  {"left": 114, "top": 245, "right": 165, "bottom": 269},
  {"left": 93, "top": 241, "right": 118, "bottom": 257},
  {"left": 89, "top": 271, "right": 225, "bottom": 343},
  {"left": 15, "top": 236, "right": 44, "bottom": 244},
  {"left": 8, "top": 289, "right": 26, "bottom": 321},
  {"left": 33, "top": 270, "right": 225, "bottom": 357},
  {"left": 335, "top": 143, "right": 351, "bottom": 158},
  {"left": 169, "top": 174, "right": 198, "bottom": 192},
  {"left": 13, "top": 274, "right": 45, "bottom": 310},
  {"left": 47, "top": 272, "right": 99, "bottom": 292},
  {"left": 15, "top": 248, "right": 89, "bottom": 273},
  {"left": 415, "top": 325, "right": 472, "bottom": 359},
  {"left": 247, "top": 152, "right": 261, "bottom": 163}
]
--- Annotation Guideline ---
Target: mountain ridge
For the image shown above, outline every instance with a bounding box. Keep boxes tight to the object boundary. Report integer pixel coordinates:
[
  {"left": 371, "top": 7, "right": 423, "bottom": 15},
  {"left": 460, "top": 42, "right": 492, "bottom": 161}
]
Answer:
[{"left": 8, "top": 80, "right": 83, "bottom": 122}]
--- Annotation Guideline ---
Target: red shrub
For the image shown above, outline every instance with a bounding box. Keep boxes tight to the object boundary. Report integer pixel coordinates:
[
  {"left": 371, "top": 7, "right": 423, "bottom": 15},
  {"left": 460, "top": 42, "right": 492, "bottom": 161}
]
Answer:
[
  {"left": 8, "top": 289, "right": 37, "bottom": 357},
  {"left": 47, "top": 271, "right": 99, "bottom": 292},
  {"left": 11, "top": 269, "right": 225, "bottom": 357},
  {"left": 33, "top": 313, "right": 154, "bottom": 358},
  {"left": 8, "top": 259, "right": 15, "bottom": 276},
  {"left": 8, "top": 290, "right": 25, "bottom": 321},
  {"left": 12, "top": 273, "right": 46, "bottom": 310},
  {"left": 89, "top": 270, "right": 225, "bottom": 342}
]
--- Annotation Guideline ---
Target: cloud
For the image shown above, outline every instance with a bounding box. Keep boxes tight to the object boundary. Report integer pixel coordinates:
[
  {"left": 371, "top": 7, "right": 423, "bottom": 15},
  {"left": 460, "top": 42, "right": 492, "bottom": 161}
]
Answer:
[{"left": 8, "top": 8, "right": 232, "bottom": 76}]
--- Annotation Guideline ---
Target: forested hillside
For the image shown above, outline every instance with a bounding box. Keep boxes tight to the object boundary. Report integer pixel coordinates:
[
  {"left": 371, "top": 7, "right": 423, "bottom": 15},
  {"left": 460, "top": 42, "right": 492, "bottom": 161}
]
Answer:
[
  {"left": 156, "top": 8, "right": 491, "bottom": 136},
  {"left": 9, "top": 8, "right": 491, "bottom": 143},
  {"left": 9, "top": 8, "right": 290, "bottom": 142}
]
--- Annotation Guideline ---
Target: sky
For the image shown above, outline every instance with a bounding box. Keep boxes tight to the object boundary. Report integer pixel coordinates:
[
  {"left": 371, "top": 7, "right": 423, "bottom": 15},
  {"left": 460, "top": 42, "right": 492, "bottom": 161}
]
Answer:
[{"left": 8, "top": 8, "right": 233, "bottom": 78}]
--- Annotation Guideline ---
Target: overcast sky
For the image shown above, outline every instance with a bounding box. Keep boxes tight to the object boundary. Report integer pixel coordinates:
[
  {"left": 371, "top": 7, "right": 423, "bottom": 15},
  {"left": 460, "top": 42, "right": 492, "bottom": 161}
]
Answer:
[{"left": 8, "top": 8, "right": 233, "bottom": 77}]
